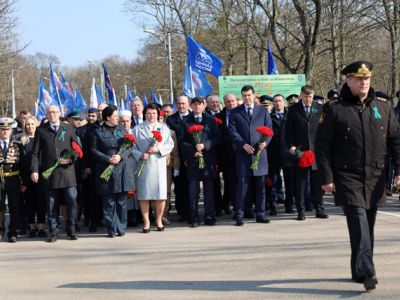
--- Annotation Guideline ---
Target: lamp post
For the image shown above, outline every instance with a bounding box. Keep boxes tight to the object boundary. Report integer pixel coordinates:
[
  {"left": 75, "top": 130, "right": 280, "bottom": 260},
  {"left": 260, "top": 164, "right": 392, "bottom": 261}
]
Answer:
[
  {"left": 144, "top": 28, "right": 174, "bottom": 104},
  {"left": 116, "top": 74, "right": 131, "bottom": 99},
  {"left": 11, "top": 66, "right": 23, "bottom": 119},
  {"left": 87, "top": 60, "right": 105, "bottom": 96}
]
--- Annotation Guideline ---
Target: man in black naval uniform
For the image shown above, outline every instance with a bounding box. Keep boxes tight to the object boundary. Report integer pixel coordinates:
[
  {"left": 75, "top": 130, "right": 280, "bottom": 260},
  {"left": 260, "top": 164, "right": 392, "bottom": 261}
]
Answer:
[
  {"left": 0, "top": 118, "right": 23, "bottom": 242},
  {"left": 316, "top": 61, "right": 400, "bottom": 291}
]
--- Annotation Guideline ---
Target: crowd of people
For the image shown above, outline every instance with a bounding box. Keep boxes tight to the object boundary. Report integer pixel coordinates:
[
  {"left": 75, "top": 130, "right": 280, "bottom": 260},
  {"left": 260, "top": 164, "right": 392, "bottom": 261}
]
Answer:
[{"left": 1, "top": 61, "right": 400, "bottom": 291}]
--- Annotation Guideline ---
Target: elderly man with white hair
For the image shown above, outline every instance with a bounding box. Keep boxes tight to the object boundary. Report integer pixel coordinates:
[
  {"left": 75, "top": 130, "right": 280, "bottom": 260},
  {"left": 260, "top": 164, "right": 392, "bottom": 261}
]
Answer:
[
  {"left": 130, "top": 97, "right": 144, "bottom": 127},
  {"left": 119, "top": 110, "right": 133, "bottom": 133}
]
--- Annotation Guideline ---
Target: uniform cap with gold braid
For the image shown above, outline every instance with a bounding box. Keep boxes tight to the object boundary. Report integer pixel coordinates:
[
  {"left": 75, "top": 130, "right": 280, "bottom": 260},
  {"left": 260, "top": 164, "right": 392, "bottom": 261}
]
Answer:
[
  {"left": 0, "top": 117, "right": 16, "bottom": 129},
  {"left": 341, "top": 61, "right": 373, "bottom": 78}
]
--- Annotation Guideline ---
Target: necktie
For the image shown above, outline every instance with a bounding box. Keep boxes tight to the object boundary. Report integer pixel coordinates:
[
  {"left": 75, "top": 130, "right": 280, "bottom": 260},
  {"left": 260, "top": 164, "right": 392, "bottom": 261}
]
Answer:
[
  {"left": 52, "top": 125, "right": 58, "bottom": 132},
  {"left": 2, "top": 141, "right": 7, "bottom": 157},
  {"left": 247, "top": 107, "right": 252, "bottom": 120},
  {"left": 305, "top": 106, "right": 310, "bottom": 117}
]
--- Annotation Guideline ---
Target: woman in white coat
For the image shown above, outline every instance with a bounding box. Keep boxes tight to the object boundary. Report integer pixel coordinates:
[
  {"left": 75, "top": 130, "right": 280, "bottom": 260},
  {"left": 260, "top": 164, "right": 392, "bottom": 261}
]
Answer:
[{"left": 132, "top": 104, "right": 174, "bottom": 232}]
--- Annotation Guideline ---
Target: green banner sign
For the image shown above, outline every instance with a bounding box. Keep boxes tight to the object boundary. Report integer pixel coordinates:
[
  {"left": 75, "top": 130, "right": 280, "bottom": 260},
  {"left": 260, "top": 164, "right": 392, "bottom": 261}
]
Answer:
[{"left": 218, "top": 74, "right": 306, "bottom": 100}]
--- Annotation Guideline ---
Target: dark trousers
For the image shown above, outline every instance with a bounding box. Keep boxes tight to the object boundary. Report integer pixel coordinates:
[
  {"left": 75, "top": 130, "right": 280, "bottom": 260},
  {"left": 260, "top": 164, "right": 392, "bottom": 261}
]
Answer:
[
  {"left": 82, "top": 174, "right": 103, "bottom": 224},
  {"left": 385, "top": 156, "right": 394, "bottom": 190},
  {"left": 45, "top": 187, "right": 77, "bottom": 233},
  {"left": 222, "top": 166, "right": 236, "bottom": 209},
  {"left": 26, "top": 184, "right": 46, "bottom": 224},
  {"left": 213, "top": 174, "right": 224, "bottom": 213},
  {"left": 102, "top": 192, "right": 127, "bottom": 235},
  {"left": 0, "top": 188, "right": 20, "bottom": 236},
  {"left": 235, "top": 175, "right": 266, "bottom": 220},
  {"left": 188, "top": 177, "right": 215, "bottom": 222},
  {"left": 269, "top": 163, "right": 284, "bottom": 210},
  {"left": 294, "top": 168, "right": 324, "bottom": 213},
  {"left": 173, "top": 165, "right": 189, "bottom": 218},
  {"left": 343, "top": 205, "right": 377, "bottom": 280},
  {"left": 283, "top": 167, "right": 295, "bottom": 211}
]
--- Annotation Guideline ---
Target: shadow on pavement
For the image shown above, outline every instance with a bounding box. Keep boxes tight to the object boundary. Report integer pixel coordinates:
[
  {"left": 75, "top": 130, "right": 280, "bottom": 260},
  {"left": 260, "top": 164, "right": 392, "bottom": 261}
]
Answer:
[{"left": 58, "top": 278, "right": 364, "bottom": 297}]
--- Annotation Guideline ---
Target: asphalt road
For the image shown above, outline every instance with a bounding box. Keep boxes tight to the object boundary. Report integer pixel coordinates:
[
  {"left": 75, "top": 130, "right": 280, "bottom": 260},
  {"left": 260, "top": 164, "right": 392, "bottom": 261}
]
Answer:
[{"left": 1, "top": 194, "right": 399, "bottom": 300}]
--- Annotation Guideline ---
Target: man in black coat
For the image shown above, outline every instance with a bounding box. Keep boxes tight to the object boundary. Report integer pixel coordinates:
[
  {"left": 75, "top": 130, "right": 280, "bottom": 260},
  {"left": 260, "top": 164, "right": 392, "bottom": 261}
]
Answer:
[
  {"left": 285, "top": 85, "right": 328, "bottom": 221},
  {"left": 31, "top": 105, "right": 80, "bottom": 242},
  {"left": 216, "top": 93, "right": 238, "bottom": 214},
  {"left": 166, "top": 95, "right": 192, "bottom": 222},
  {"left": 267, "top": 94, "right": 287, "bottom": 215},
  {"left": 316, "top": 61, "right": 400, "bottom": 291},
  {"left": 182, "top": 97, "right": 221, "bottom": 227}
]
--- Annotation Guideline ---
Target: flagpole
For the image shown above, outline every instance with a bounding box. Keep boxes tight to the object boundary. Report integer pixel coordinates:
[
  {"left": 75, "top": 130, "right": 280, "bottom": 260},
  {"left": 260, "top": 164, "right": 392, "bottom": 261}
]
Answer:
[{"left": 189, "top": 65, "right": 195, "bottom": 97}]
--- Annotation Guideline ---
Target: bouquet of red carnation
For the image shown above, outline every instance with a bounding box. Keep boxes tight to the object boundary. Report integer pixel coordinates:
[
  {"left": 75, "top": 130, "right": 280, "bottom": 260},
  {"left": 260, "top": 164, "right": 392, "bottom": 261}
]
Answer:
[
  {"left": 127, "top": 189, "right": 137, "bottom": 199},
  {"left": 250, "top": 126, "right": 274, "bottom": 170},
  {"left": 214, "top": 117, "right": 222, "bottom": 125},
  {"left": 296, "top": 149, "right": 315, "bottom": 168},
  {"left": 187, "top": 124, "right": 205, "bottom": 169},
  {"left": 136, "top": 130, "right": 163, "bottom": 177},
  {"left": 42, "top": 141, "right": 83, "bottom": 180},
  {"left": 265, "top": 177, "right": 273, "bottom": 187},
  {"left": 100, "top": 133, "right": 137, "bottom": 181}
]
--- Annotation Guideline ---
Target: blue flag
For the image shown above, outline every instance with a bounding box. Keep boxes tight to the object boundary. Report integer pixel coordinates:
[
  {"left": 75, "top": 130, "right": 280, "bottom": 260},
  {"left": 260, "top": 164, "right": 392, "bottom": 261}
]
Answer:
[
  {"left": 64, "top": 89, "right": 86, "bottom": 115},
  {"left": 150, "top": 87, "right": 159, "bottom": 104},
  {"left": 125, "top": 87, "right": 132, "bottom": 110},
  {"left": 95, "top": 83, "right": 105, "bottom": 105},
  {"left": 49, "top": 64, "right": 67, "bottom": 114},
  {"left": 103, "top": 63, "right": 116, "bottom": 105},
  {"left": 182, "top": 63, "right": 213, "bottom": 98},
  {"left": 267, "top": 41, "right": 279, "bottom": 75},
  {"left": 33, "top": 101, "right": 46, "bottom": 121},
  {"left": 37, "top": 79, "right": 58, "bottom": 112},
  {"left": 186, "top": 34, "right": 224, "bottom": 77},
  {"left": 60, "top": 72, "right": 74, "bottom": 96},
  {"left": 143, "top": 94, "right": 148, "bottom": 108}
]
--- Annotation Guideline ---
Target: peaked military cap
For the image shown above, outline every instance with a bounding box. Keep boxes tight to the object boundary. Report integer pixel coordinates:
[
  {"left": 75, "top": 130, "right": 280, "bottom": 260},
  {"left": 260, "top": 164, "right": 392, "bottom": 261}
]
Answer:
[
  {"left": 0, "top": 117, "right": 16, "bottom": 129},
  {"left": 259, "top": 95, "right": 273, "bottom": 105},
  {"left": 327, "top": 89, "right": 339, "bottom": 100},
  {"left": 286, "top": 94, "right": 299, "bottom": 104},
  {"left": 341, "top": 61, "right": 373, "bottom": 78},
  {"left": 375, "top": 90, "right": 390, "bottom": 101}
]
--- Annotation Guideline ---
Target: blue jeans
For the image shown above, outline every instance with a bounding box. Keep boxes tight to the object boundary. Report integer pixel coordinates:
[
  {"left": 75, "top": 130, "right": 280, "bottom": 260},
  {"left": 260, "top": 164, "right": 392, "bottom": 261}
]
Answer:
[
  {"left": 102, "top": 193, "right": 127, "bottom": 235},
  {"left": 45, "top": 187, "right": 77, "bottom": 233}
]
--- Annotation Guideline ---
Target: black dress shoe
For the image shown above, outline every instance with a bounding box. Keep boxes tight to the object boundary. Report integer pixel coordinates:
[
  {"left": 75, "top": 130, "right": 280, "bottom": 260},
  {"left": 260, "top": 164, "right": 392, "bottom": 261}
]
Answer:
[
  {"left": 316, "top": 212, "right": 329, "bottom": 219},
  {"left": 270, "top": 208, "right": 277, "bottom": 216},
  {"left": 235, "top": 220, "right": 244, "bottom": 226},
  {"left": 117, "top": 232, "right": 125, "bottom": 236},
  {"left": 352, "top": 276, "right": 364, "bottom": 283},
  {"left": 8, "top": 235, "right": 17, "bottom": 243},
  {"left": 156, "top": 226, "right": 165, "bottom": 231},
  {"left": 297, "top": 212, "right": 306, "bottom": 221},
  {"left": 142, "top": 228, "right": 150, "bottom": 233},
  {"left": 191, "top": 221, "right": 199, "bottom": 228},
  {"left": 204, "top": 217, "right": 216, "bottom": 226},
  {"left": 256, "top": 218, "right": 270, "bottom": 223},
  {"left": 363, "top": 275, "right": 378, "bottom": 291},
  {"left": 107, "top": 233, "right": 115, "bottom": 238},
  {"left": 67, "top": 228, "right": 79, "bottom": 240},
  {"left": 47, "top": 233, "right": 58, "bottom": 243}
]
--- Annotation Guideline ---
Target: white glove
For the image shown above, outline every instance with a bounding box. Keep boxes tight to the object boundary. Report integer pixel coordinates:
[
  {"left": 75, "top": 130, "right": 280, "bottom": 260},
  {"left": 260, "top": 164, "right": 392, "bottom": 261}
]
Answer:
[{"left": 173, "top": 170, "right": 180, "bottom": 177}]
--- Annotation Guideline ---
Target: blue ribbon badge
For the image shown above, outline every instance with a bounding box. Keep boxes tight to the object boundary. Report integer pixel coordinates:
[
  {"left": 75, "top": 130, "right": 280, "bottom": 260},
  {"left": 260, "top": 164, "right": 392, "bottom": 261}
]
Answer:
[{"left": 372, "top": 106, "right": 382, "bottom": 120}]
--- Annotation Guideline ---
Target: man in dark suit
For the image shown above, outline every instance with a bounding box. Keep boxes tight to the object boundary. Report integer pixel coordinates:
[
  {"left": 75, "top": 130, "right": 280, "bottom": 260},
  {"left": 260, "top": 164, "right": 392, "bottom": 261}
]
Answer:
[
  {"left": 130, "top": 97, "right": 144, "bottom": 127},
  {"left": 166, "top": 95, "right": 192, "bottom": 222},
  {"left": 229, "top": 85, "right": 273, "bottom": 226},
  {"left": 216, "top": 93, "right": 238, "bottom": 214},
  {"left": 285, "top": 85, "right": 328, "bottom": 221},
  {"left": 267, "top": 94, "right": 287, "bottom": 215},
  {"left": 182, "top": 96, "right": 220, "bottom": 227},
  {"left": 31, "top": 105, "right": 80, "bottom": 242}
]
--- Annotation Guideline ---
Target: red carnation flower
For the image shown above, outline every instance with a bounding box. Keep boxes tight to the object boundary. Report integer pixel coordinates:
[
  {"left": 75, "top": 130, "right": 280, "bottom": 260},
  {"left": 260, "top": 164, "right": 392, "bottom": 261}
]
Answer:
[
  {"left": 187, "top": 124, "right": 205, "bottom": 134},
  {"left": 265, "top": 178, "right": 273, "bottom": 187},
  {"left": 128, "top": 189, "right": 137, "bottom": 199},
  {"left": 298, "top": 150, "right": 315, "bottom": 168},
  {"left": 256, "top": 126, "right": 274, "bottom": 137},
  {"left": 123, "top": 133, "right": 137, "bottom": 145},
  {"left": 159, "top": 110, "right": 165, "bottom": 117},
  {"left": 71, "top": 141, "right": 83, "bottom": 159},
  {"left": 151, "top": 130, "right": 163, "bottom": 142},
  {"left": 214, "top": 117, "right": 223, "bottom": 125}
]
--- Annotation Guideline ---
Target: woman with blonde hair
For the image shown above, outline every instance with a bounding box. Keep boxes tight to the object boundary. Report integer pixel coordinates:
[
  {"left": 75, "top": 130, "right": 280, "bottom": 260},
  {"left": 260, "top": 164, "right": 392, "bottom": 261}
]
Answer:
[{"left": 20, "top": 116, "right": 47, "bottom": 238}]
